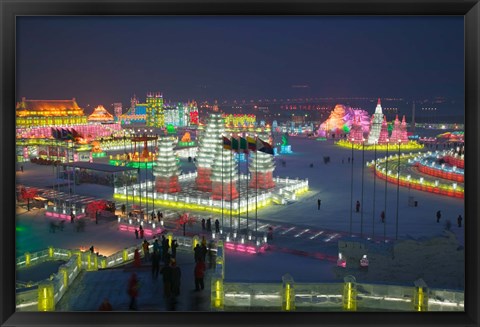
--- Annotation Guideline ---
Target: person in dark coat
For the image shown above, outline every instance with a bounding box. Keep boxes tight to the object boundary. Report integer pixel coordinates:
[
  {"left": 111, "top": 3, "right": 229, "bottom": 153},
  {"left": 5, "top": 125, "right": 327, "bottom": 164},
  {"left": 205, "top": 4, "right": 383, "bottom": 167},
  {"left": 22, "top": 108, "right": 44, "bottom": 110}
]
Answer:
[
  {"left": 162, "top": 236, "right": 169, "bottom": 263},
  {"left": 134, "top": 229, "right": 139, "bottom": 239},
  {"left": 171, "top": 240, "right": 178, "bottom": 259},
  {"left": 121, "top": 204, "right": 126, "bottom": 215},
  {"left": 151, "top": 250, "right": 160, "bottom": 280},
  {"left": 170, "top": 259, "right": 181, "bottom": 297},
  {"left": 214, "top": 219, "right": 220, "bottom": 233},
  {"left": 139, "top": 226, "right": 144, "bottom": 239},
  {"left": 355, "top": 200, "right": 360, "bottom": 213},
  {"left": 206, "top": 218, "right": 212, "bottom": 232},
  {"left": 317, "top": 198, "right": 321, "bottom": 210},
  {"left": 201, "top": 218, "right": 206, "bottom": 230},
  {"left": 200, "top": 244, "right": 207, "bottom": 263},
  {"left": 194, "top": 260, "right": 206, "bottom": 291},
  {"left": 127, "top": 273, "right": 139, "bottom": 310},
  {"left": 380, "top": 211, "right": 385, "bottom": 223},
  {"left": 436, "top": 210, "right": 442, "bottom": 223},
  {"left": 457, "top": 214, "right": 463, "bottom": 227},
  {"left": 194, "top": 244, "right": 201, "bottom": 263},
  {"left": 160, "top": 263, "right": 172, "bottom": 299}
]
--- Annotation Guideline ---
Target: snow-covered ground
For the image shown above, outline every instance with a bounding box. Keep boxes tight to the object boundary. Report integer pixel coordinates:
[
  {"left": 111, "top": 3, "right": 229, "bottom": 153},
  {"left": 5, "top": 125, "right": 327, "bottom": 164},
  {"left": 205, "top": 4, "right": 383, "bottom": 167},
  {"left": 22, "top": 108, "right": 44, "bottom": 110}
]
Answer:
[{"left": 15, "top": 133, "right": 465, "bottom": 310}]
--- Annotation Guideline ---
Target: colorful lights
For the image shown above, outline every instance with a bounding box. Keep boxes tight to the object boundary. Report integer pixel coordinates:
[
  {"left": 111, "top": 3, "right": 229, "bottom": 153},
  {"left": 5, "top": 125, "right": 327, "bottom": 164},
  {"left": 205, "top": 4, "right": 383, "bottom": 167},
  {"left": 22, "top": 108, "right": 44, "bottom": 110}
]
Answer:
[{"left": 368, "top": 153, "right": 464, "bottom": 198}]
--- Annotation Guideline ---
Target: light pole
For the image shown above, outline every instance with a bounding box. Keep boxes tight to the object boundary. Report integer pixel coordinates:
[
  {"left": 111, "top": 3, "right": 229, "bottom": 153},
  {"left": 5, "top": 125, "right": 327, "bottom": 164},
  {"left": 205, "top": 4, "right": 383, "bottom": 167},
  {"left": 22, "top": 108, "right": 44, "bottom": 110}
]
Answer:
[
  {"left": 360, "top": 138, "right": 365, "bottom": 238},
  {"left": 395, "top": 140, "right": 401, "bottom": 240},
  {"left": 349, "top": 137, "right": 354, "bottom": 237},
  {"left": 384, "top": 139, "right": 389, "bottom": 243},
  {"left": 372, "top": 141, "right": 377, "bottom": 239}
]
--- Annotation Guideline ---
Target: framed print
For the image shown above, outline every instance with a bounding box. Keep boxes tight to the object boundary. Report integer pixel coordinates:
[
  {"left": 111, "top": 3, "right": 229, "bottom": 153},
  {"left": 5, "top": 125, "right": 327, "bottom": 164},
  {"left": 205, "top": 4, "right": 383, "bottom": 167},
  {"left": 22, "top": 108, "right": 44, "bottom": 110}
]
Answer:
[{"left": 1, "top": 0, "right": 479, "bottom": 326}]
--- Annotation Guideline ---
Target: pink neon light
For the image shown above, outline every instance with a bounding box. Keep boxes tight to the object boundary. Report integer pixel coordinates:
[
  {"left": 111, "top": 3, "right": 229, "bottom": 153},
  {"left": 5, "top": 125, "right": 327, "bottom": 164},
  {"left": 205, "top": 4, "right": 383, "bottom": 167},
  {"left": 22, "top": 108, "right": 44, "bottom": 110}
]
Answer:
[
  {"left": 225, "top": 243, "right": 235, "bottom": 250},
  {"left": 236, "top": 244, "right": 246, "bottom": 252}
]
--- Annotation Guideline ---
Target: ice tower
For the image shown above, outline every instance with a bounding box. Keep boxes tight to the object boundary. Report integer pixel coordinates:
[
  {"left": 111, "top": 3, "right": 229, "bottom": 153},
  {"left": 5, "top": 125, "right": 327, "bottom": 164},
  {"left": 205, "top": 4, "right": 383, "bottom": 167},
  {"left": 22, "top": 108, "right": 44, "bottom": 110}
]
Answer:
[
  {"left": 153, "top": 136, "right": 181, "bottom": 193},
  {"left": 367, "top": 98, "right": 385, "bottom": 145},
  {"left": 211, "top": 143, "right": 239, "bottom": 200},
  {"left": 249, "top": 131, "right": 276, "bottom": 189},
  {"left": 195, "top": 113, "right": 226, "bottom": 191}
]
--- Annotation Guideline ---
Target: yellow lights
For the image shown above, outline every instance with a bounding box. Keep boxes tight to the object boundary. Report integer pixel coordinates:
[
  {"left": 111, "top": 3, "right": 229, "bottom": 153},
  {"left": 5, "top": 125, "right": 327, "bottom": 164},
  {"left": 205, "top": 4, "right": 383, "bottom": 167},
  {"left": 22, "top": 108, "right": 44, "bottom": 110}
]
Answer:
[
  {"left": 167, "top": 232, "right": 173, "bottom": 247},
  {"left": 113, "top": 193, "right": 274, "bottom": 216},
  {"left": 192, "top": 236, "right": 199, "bottom": 250},
  {"left": 282, "top": 274, "right": 295, "bottom": 311},
  {"left": 414, "top": 279, "right": 429, "bottom": 312},
  {"left": 123, "top": 248, "right": 129, "bottom": 262},
  {"left": 37, "top": 282, "right": 55, "bottom": 311},
  {"left": 211, "top": 275, "right": 224, "bottom": 310},
  {"left": 25, "top": 252, "right": 31, "bottom": 267},
  {"left": 74, "top": 251, "right": 82, "bottom": 269},
  {"left": 336, "top": 139, "right": 424, "bottom": 151},
  {"left": 285, "top": 284, "right": 292, "bottom": 311},
  {"left": 342, "top": 276, "right": 357, "bottom": 311},
  {"left": 59, "top": 267, "right": 69, "bottom": 288},
  {"left": 48, "top": 246, "right": 54, "bottom": 258}
]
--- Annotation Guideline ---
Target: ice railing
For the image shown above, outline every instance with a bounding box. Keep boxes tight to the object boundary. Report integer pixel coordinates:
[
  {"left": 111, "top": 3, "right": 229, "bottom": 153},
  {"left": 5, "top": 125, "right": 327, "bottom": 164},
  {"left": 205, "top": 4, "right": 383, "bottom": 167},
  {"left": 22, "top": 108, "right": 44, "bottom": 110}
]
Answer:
[
  {"left": 211, "top": 244, "right": 463, "bottom": 313},
  {"left": 15, "top": 234, "right": 206, "bottom": 311},
  {"left": 215, "top": 280, "right": 464, "bottom": 312}
]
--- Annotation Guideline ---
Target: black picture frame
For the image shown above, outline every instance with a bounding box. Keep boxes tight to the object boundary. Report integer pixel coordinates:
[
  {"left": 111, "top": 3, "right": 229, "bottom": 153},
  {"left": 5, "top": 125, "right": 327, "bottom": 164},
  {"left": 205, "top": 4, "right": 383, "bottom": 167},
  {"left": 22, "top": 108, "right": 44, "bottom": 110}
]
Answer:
[{"left": 2, "top": 1, "right": 478, "bottom": 326}]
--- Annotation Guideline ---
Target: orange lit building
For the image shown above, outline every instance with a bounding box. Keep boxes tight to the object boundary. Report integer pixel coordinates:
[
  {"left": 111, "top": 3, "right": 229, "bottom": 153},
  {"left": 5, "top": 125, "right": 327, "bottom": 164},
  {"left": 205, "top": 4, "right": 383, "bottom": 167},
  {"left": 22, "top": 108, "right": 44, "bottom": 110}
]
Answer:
[
  {"left": 16, "top": 97, "right": 87, "bottom": 127},
  {"left": 87, "top": 105, "right": 114, "bottom": 122}
]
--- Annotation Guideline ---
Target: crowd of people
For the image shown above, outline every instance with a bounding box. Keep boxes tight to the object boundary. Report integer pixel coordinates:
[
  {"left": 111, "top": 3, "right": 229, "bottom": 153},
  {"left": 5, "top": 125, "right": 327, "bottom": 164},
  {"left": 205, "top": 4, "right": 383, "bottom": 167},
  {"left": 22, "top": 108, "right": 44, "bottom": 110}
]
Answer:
[{"left": 103, "top": 233, "right": 217, "bottom": 311}]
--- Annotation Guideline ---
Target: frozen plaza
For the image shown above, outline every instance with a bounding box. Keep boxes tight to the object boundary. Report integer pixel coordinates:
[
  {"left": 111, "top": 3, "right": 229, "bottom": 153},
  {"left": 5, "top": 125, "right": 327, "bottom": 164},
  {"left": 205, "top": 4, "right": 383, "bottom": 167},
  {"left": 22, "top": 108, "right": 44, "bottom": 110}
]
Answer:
[{"left": 15, "top": 133, "right": 465, "bottom": 311}]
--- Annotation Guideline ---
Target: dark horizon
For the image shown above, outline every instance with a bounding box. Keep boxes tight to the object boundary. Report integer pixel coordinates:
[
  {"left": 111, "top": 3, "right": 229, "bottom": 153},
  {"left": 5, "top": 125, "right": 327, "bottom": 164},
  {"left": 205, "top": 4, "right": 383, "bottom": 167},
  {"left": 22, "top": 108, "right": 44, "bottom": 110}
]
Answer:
[{"left": 16, "top": 16, "right": 464, "bottom": 111}]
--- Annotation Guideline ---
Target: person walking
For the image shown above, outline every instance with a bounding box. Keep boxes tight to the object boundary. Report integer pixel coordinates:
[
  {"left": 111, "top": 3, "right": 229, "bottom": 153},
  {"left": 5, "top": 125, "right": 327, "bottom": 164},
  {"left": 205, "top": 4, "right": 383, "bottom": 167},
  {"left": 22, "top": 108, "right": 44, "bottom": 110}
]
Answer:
[
  {"left": 142, "top": 240, "right": 150, "bottom": 262},
  {"left": 20, "top": 165, "right": 24, "bottom": 173},
  {"left": 194, "top": 244, "right": 201, "bottom": 263},
  {"left": 139, "top": 226, "right": 144, "bottom": 239},
  {"left": 201, "top": 218, "right": 206, "bottom": 230},
  {"left": 134, "top": 229, "right": 139, "bottom": 239},
  {"left": 194, "top": 260, "right": 206, "bottom": 291},
  {"left": 380, "top": 211, "right": 385, "bottom": 223},
  {"left": 133, "top": 249, "right": 141, "bottom": 268},
  {"left": 317, "top": 198, "right": 321, "bottom": 210},
  {"left": 171, "top": 240, "right": 178, "bottom": 259},
  {"left": 161, "top": 262, "right": 172, "bottom": 299},
  {"left": 206, "top": 218, "right": 212, "bottom": 232},
  {"left": 457, "top": 214, "right": 463, "bottom": 227},
  {"left": 121, "top": 204, "right": 126, "bottom": 216},
  {"left": 127, "top": 273, "right": 139, "bottom": 310},
  {"left": 162, "top": 235, "right": 169, "bottom": 263},
  {"left": 215, "top": 219, "right": 220, "bottom": 233},
  {"left": 436, "top": 210, "right": 442, "bottom": 223},
  {"left": 151, "top": 250, "right": 160, "bottom": 280},
  {"left": 171, "top": 259, "right": 181, "bottom": 298},
  {"left": 355, "top": 201, "right": 360, "bottom": 213}
]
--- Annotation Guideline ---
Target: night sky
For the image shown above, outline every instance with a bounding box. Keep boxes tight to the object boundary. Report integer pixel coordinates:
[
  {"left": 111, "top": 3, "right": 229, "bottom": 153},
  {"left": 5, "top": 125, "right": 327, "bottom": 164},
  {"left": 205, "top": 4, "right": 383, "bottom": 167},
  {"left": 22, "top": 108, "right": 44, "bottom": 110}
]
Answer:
[{"left": 17, "top": 16, "right": 464, "bottom": 110}]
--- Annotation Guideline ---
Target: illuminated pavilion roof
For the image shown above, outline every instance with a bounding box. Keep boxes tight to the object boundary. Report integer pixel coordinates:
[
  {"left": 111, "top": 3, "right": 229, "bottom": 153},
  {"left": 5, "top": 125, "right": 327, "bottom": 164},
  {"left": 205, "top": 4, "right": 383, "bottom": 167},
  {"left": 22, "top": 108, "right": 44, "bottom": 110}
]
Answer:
[
  {"left": 16, "top": 97, "right": 85, "bottom": 117},
  {"left": 87, "top": 105, "right": 114, "bottom": 122}
]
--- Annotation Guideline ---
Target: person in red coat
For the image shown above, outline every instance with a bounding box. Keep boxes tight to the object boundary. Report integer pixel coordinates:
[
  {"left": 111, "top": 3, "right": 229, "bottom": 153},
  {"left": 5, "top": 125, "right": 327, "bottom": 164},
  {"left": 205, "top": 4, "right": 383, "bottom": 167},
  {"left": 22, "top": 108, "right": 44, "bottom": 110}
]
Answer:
[
  {"left": 133, "top": 249, "right": 141, "bottom": 268},
  {"left": 127, "top": 273, "right": 139, "bottom": 310},
  {"left": 194, "top": 260, "right": 206, "bottom": 291},
  {"left": 98, "top": 297, "right": 113, "bottom": 311}
]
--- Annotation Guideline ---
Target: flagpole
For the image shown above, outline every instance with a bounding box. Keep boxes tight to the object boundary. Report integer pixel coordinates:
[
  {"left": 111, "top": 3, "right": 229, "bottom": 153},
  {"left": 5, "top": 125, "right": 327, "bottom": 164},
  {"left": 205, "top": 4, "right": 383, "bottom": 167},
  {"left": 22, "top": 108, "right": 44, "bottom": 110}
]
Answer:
[
  {"left": 221, "top": 135, "right": 224, "bottom": 230},
  {"left": 230, "top": 134, "right": 233, "bottom": 232},
  {"left": 237, "top": 134, "right": 241, "bottom": 232},
  {"left": 255, "top": 135, "right": 258, "bottom": 235},
  {"left": 246, "top": 146, "right": 249, "bottom": 234}
]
